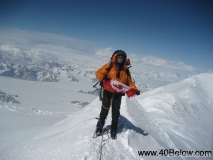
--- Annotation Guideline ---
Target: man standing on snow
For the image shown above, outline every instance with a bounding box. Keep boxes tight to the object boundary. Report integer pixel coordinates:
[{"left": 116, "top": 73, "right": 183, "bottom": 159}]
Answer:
[{"left": 95, "top": 50, "right": 140, "bottom": 139}]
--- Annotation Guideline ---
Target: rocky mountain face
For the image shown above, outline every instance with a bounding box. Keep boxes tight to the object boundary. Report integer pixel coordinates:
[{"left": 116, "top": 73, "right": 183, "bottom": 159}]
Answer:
[
  {"left": 0, "top": 66, "right": 59, "bottom": 82},
  {"left": 0, "top": 90, "right": 19, "bottom": 104},
  {"left": 70, "top": 101, "right": 89, "bottom": 107},
  {"left": 78, "top": 88, "right": 100, "bottom": 95},
  {"left": 0, "top": 52, "right": 82, "bottom": 82},
  {"left": 0, "top": 49, "right": 100, "bottom": 83},
  {"left": 67, "top": 73, "right": 79, "bottom": 82}
]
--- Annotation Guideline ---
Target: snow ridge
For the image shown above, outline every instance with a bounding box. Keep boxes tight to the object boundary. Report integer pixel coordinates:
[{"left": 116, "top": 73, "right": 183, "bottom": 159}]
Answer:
[{"left": 127, "top": 97, "right": 177, "bottom": 150}]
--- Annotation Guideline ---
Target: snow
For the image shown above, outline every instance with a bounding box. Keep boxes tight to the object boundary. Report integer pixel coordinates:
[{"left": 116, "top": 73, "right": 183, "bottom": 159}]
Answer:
[
  {"left": 0, "top": 76, "right": 96, "bottom": 115},
  {"left": 0, "top": 73, "right": 213, "bottom": 160}
]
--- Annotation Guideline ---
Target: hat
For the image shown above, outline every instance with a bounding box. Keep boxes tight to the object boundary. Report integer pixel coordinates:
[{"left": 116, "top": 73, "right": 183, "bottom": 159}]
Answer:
[{"left": 117, "top": 50, "right": 127, "bottom": 60}]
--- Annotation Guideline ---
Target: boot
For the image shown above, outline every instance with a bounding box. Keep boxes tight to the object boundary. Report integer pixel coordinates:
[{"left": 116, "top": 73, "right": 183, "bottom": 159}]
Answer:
[
  {"left": 95, "top": 128, "right": 102, "bottom": 136},
  {"left": 110, "top": 129, "right": 117, "bottom": 140},
  {"left": 111, "top": 119, "right": 118, "bottom": 139},
  {"left": 95, "top": 119, "right": 105, "bottom": 136}
]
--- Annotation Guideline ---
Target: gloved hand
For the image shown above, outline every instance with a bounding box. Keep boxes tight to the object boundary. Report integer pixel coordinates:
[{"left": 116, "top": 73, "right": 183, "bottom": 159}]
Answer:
[
  {"left": 136, "top": 91, "right": 140, "bottom": 95},
  {"left": 103, "top": 75, "right": 110, "bottom": 80}
]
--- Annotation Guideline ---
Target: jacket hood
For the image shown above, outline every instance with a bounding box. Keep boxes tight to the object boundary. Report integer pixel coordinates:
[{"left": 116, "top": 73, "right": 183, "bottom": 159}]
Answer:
[
  {"left": 111, "top": 50, "right": 127, "bottom": 63},
  {"left": 117, "top": 50, "right": 127, "bottom": 60}
]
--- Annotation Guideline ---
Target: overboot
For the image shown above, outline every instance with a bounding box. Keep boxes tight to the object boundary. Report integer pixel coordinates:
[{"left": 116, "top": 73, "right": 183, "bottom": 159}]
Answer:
[
  {"left": 110, "top": 128, "right": 117, "bottom": 139},
  {"left": 95, "top": 119, "right": 105, "bottom": 136},
  {"left": 111, "top": 120, "right": 118, "bottom": 139}
]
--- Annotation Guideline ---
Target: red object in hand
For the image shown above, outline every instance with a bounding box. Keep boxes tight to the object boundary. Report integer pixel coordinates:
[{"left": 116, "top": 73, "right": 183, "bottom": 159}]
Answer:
[
  {"left": 103, "top": 78, "right": 140, "bottom": 98},
  {"left": 103, "top": 78, "right": 111, "bottom": 90},
  {"left": 126, "top": 89, "right": 140, "bottom": 98}
]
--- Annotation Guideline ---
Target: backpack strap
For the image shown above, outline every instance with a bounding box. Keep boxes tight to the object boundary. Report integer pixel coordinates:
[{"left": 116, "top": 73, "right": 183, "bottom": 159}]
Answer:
[
  {"left": 126, "top": 68, "right": 131, "bottom": 79},
  {"left": 99, "top": 62, "right": 113, "bottom": 88}
]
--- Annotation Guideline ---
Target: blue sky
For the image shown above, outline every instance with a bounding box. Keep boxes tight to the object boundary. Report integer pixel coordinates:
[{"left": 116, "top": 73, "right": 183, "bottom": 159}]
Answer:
[{"left": 0, "top": 0, "right": 212, "bottom": 70}]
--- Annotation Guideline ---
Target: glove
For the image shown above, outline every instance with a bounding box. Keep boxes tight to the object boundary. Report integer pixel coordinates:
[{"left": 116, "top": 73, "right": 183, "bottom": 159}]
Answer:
[
  {"left": 103, "top": 75, "right": 110, "bottom": 81},
  {"left": 136, "top": 91, "right": 140, "bottom": 95}
]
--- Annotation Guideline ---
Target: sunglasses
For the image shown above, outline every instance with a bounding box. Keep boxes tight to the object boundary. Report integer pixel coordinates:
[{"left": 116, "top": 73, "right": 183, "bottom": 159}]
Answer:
[{"left": 117, "top": 56, "right": 124, "bottom": 59}]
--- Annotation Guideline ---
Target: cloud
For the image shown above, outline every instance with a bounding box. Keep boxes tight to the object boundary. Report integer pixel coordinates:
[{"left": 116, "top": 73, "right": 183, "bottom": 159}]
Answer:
[
  {"left": 94, "top": 50, "right": 195, "bottom": 72},
  {"left": 0, "top": 45, "right": 21, "bottom": 55},
  {"left": 95, "top": 47, "right": 113, "bottom": 57},
  {"left": 0, "top": 29, "right": 110, "bottom": 65},
  {"left": 0, "top": 28, "right": 103, "bottom": 54},
  {"left": 140, "top": 56, "right": 195, "bottom": 71}
]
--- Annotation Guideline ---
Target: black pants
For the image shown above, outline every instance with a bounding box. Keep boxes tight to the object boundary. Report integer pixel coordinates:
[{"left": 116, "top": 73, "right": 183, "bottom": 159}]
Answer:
[{"left": 96, "top": 90, "right": 122, "bottom": 131}]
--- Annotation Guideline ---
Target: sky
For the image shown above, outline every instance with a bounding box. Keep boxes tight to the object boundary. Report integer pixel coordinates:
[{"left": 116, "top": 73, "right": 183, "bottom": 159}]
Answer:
[{"left": 0, "top": 0, "right": 213, "bottom": 71}]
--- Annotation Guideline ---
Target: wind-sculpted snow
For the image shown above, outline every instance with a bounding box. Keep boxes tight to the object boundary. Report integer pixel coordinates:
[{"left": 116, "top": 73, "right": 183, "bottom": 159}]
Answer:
[
  {"left": 127, "top": 97, "right": 177, "bottom": 150},
  {"left": 0, "top": 98, "right": 140, "bottom": 160}
]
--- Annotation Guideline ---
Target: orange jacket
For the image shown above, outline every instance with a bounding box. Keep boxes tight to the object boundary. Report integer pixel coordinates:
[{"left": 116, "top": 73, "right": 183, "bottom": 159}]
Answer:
[{"left": 96, "top": 53, "right": 138, "bottom": 93}]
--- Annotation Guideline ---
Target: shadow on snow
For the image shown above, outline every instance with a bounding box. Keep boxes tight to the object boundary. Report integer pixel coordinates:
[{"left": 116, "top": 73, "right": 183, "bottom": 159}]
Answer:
[{"left": 104, "top": 115, "right": 149, "bottom": 136}]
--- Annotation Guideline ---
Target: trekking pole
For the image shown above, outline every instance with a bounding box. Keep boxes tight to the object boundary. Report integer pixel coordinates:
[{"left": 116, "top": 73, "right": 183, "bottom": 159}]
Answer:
[{"left": 93, "top": 80, "right": 100, "bottom": 88}]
